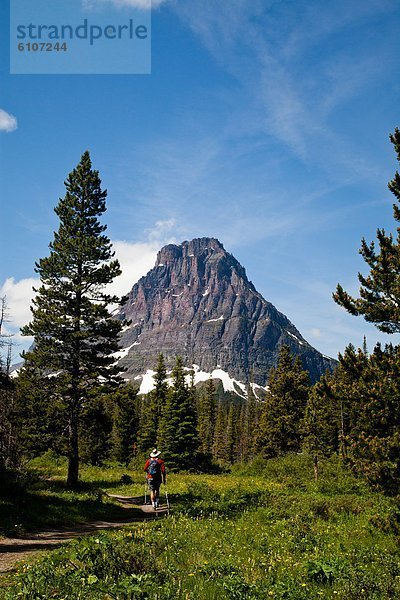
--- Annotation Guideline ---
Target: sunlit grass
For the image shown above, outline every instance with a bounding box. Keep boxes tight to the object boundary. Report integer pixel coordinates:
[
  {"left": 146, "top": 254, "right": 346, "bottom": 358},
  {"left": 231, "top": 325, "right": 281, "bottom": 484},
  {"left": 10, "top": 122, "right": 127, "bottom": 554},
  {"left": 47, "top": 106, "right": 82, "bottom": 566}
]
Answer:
[{"left": 1, "top": 453, "right": 400, "bottom": 598}]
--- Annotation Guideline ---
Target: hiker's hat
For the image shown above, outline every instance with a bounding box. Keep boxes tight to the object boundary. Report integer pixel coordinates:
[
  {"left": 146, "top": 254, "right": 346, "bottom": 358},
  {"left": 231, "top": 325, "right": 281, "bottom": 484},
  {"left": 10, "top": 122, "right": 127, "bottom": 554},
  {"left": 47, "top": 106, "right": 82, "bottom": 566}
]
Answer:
[{"left": 150, "top": 448, "right": 161, "bottom": 458}]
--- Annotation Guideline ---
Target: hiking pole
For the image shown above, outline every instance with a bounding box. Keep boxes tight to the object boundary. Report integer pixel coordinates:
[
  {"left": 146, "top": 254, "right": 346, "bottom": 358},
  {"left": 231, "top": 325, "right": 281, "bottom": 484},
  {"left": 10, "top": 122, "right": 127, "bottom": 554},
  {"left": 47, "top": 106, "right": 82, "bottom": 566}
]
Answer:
[
  {"left": 165, "top": 483, "right": 170, "bottom": 514},
  {"left": 144, "top": 476, "right": 148, "bottom": 505}
]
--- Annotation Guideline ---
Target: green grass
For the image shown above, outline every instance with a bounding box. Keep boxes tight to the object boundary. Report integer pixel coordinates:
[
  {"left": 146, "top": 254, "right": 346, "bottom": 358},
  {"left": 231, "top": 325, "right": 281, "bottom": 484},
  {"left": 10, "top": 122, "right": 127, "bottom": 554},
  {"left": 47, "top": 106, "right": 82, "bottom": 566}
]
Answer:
[
  {"left": 0, "top": 453, "right": 148, "bottom": 535},
  {"left": 1, "top": 453, "right": 400, "bottom": 598}
]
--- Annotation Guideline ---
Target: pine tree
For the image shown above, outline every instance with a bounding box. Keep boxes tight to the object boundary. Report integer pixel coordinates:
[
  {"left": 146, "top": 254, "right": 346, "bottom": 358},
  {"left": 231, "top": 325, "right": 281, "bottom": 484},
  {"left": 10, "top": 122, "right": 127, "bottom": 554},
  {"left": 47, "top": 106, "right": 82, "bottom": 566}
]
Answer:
[
  {"left": 238, "top": 383, "right": 259, "bottom": 463},
  {"left": 237, "top": 401, "right": 247, "bottom": 464},
  {"left": 109, "top": 384, "right": 138, "bottom": 465},
  {"left": 158, "top": 357, "right": 198, "bottom": 470},
  {"left": 0, "top": 298, "right": 18, "bottom": 473},
  {"left": 333, "top": 343, "right": 400, "bottom": 492},
  {"left": 333, "top": 128, "right": 400, "bottom": 333},
  {"left": 197, "top": 376, "right": 216, "bottom": 456},
  {"left": 137, "top": 354, "right": 168, "bottom": 453},
  {"left": 79, "top": 391, "right": 112, "bottom": 466},
  {"left": 331, "top": 344, "right": 368, "bottom": 460},
  {"left": 21, "top": 152, "right": 124, "bottom": 486},
  {"left": 15, "top": 365, "right": 67, "bottom": 458},
  {"left": 154, "top": 353, "right": 168, "bottom": 424},
  {"left": 225, "top": 403, "right": 238, "bottom": 464},
  {"left": 302, "top": 373, "right": 339, "bottom": 480},
  {"left": 256, "top": 345, "right": 310, "bottom": 457},
  {"left": 137, "top": 393, "right": 158, "bottom": 455},
  {"left": 212, "top": 400, "right": 228, "bottom": 465}
]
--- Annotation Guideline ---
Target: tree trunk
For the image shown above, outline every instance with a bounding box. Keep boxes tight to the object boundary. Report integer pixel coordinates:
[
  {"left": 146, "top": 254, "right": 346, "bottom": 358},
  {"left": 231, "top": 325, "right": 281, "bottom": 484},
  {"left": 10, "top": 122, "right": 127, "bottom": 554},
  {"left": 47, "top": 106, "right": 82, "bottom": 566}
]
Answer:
[
  {"left": 339, "top": 398, "right": 347, "bottom": 461},
  {"left": 67, "top": 409, "right": 79, "bottom": 487}
]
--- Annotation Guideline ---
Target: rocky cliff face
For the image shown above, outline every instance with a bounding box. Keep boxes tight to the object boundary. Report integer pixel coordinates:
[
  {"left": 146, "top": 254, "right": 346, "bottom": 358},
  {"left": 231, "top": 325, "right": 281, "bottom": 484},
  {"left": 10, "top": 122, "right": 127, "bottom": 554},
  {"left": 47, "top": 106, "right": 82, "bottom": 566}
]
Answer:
[{"left": 116, "top": 237, "right": 336, "bottom": 387}]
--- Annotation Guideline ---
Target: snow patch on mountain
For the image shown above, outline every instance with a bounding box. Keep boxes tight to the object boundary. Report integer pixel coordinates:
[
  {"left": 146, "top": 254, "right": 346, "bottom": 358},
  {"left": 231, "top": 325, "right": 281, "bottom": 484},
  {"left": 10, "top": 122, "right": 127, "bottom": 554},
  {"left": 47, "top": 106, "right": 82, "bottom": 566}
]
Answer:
[
  {"left": 134, "top": 364, "right": 266, "bottom": 399},
  {"left": 206, "top": 315, "right": 224, "bottom": 323},
  {"left": 112, "top": 342, "right": 139, "bottom": 361},
  {"left": 287, "top": 331, "right": 305, "bottom": 346}
]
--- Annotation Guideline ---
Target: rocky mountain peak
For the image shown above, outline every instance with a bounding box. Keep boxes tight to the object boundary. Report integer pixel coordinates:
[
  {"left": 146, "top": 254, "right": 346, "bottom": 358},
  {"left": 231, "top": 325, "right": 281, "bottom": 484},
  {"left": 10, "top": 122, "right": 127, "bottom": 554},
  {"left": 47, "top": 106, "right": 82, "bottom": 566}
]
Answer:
[
  {"left": 153, "top": 237, "right": 252, "bottom": 295},
  {"left": 155, "top": 237, "right": 224, "bottom": 266},
  {"left": 117, "top": 237, "right": 336, "bottom": 390}
]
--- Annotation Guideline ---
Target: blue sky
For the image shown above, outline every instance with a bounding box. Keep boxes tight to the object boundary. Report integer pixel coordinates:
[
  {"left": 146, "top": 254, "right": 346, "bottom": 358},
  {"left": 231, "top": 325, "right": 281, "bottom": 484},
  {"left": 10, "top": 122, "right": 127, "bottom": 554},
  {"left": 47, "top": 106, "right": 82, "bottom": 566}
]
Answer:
[{"left": 1, "top": 0, "right": 399, "bottom": 361}]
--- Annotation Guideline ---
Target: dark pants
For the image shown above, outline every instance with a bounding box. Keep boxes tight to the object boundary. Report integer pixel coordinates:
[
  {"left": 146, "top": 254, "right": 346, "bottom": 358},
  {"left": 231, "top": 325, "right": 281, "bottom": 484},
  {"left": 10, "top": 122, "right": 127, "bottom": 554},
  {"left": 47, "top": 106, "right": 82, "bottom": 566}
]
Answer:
[{"left": 148, "top": 478, "right": 161, "bottom": 492}]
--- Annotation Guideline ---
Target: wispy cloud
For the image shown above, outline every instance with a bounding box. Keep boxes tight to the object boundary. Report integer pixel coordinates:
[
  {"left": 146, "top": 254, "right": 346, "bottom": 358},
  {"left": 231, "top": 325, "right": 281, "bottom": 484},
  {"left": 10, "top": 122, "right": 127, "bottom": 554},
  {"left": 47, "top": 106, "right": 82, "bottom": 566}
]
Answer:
[
  {"left": 105, "top": 0, "right": 397, "bottom": 255},
  {"left": 174, "top": 0, "right": 397, "bottom": 170},
  {"left": 0, "top": 109, "right": 17, "bottom": 133},
  {"left": 91, "top": 2, "right": 397, "bottom": 249},
  {"left": 109, "top": 117, "right": 365, "bottom": 256}
]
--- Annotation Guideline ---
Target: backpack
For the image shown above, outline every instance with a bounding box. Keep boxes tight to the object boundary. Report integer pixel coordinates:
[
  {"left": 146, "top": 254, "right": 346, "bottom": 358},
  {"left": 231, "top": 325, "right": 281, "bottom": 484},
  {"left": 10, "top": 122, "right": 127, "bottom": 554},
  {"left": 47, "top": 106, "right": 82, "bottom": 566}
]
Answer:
[{"left": 148, "top": 458, "right": 161, "bottom": 478}]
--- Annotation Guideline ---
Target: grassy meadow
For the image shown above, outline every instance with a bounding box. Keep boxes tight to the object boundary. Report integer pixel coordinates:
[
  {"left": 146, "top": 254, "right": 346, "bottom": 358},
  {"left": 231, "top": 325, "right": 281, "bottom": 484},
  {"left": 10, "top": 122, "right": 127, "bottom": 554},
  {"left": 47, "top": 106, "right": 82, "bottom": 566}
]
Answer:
[{"left": 1, "top": 454, "right": 400, "bottom": 599}]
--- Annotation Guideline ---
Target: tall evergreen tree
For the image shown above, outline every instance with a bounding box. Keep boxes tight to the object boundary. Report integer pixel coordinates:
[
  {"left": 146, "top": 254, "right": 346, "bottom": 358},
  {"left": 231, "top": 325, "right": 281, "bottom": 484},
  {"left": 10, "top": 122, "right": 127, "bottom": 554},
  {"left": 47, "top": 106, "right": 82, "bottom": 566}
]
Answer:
[
  {"left": 0, "top": 298, "right": 18, "bottom": 473},
  {"left": 302, "top": 373, "right": 339, "bottom": 480},
  {"left": 225, "top": 403, "right": 238, "bottom": 464},
  {"left": 154, "top": 353, "right": 168, "bottom": 424},
  {"left": 331, "top": 344, "right": 368, "bottom": 460},
  {"left": 197, "top": 377, "right": 216, "bottom": 456},
  {"left": 79, "top": 390, "right": 113, "bottom": 466},
  {"left": 212, "top": 400, "right": 228, "bottom": 465},
  {"left": 158, "top": 357, "right": 198, "bottom": 470},
  {"left": 333, "top": 128, "right": 400, "bottom": 333},
  {"left": 109, "top": 384, "right": 139, "bottom": 465},
  {"left": 137, "top": 394, "right": 157, "bottom": 454},
  {"left": 137, "top": 354, "right": 168, "bottom": 453},
  {"left": 255, "top": 345, "right": 310, "bottom": 458},
  {"left": 15, "top": 365, "right": 67, "bottom": 458},
  {"left": 238, "top": 383, "right": 259, "bottom": 463},
  {"left": 332, "top": 343, "right": 400, "bottom": 492},
  {"left": 21, "top": 152, "right": 124, "bottom": 486}
]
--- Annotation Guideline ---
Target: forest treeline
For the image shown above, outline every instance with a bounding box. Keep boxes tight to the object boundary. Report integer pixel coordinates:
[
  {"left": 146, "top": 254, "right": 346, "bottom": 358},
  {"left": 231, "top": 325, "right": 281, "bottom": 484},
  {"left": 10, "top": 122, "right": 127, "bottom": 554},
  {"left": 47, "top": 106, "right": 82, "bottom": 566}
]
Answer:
[
  {"left": 1, "top": 341, "right": 399, "bottom": 494},
  {"left": 1, "top": 127, "right": 400, "bottom": 494}
]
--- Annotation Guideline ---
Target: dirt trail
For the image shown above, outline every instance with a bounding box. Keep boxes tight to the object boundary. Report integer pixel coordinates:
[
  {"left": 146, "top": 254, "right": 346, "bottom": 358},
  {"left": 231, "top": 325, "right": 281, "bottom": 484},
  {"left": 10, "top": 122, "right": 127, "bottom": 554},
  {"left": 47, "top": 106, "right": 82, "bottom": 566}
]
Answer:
[{"left": 0, "top": 495, "right": 168, "bottom": 574}]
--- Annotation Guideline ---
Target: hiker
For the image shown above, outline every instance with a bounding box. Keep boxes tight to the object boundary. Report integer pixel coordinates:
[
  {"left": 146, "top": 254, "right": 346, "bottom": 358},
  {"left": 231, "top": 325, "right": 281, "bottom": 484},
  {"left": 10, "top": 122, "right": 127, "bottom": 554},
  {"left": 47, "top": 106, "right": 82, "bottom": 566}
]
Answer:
[{"left": 144, "top": 449, "right": 166, "bottom": 509}]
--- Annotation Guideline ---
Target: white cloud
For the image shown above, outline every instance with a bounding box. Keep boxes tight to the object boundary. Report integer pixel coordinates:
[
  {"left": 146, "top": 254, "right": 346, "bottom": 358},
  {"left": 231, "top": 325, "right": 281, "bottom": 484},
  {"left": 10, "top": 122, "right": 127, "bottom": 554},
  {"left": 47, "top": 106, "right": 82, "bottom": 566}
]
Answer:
[
  {"left": 109, "top": 219, "right": 177, "bottom": 298},
  {"left": 0, "top": 220, "right": 177, "bottom": 353},
  {"left": 310, "top": 328, "right": 323, "bottom": 339},
  {"left": 0, "top": 109, "right": 18, "bottom": 133},
  {"left": 146, "top": 219, "right": 176, "bottom": 242},
  {"left": 0, "top": 277, "right": 36, "bottom": 331},
  {"left": 0, "top": 278, "right": 36, "bottom": 356},
  {"left": 109, "top": 240, "right": 161, "bottom": 298}
]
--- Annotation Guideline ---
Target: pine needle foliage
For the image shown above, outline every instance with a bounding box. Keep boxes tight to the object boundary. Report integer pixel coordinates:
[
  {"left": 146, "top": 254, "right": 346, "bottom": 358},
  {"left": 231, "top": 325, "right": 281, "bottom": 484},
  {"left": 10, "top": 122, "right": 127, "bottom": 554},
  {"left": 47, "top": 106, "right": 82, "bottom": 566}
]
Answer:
[
  {"left": 256, "top": 345, "right": 310, "bottom": 457},
  {"left": 158, "top": 357, "right": 199, "bottom": 470},
  {"left": 302, "top": 373, "right": 339, "bottom": 480},
  {"left": 197, "top": 377, "right": 216, "bottom": 457},
  {"left": 21, "top": 151, "right": 124, "bottom": 486},
  {"left": 333, "top": 128, "right": 400, "bottom": 333},
  {"left": 332, "top": 342, "right": 400, "bottom": 492},
  {"left": 137, "top": 354, "right": 168, "bottom": 453}
]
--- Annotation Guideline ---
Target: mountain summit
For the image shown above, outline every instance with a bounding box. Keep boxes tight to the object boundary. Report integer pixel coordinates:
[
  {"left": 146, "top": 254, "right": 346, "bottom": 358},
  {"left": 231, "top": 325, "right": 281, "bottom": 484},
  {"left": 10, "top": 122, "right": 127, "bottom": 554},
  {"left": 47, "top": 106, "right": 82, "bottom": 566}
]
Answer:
[{"left": 116, "top": 237, "right": 335, "bottom": 388}]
